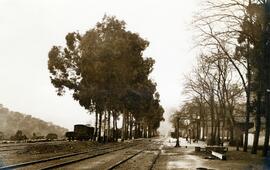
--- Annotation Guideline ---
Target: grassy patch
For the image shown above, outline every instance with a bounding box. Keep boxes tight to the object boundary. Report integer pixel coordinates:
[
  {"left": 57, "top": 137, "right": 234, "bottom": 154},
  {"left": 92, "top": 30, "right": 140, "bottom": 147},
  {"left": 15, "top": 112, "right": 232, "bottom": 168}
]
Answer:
[{"left": 18, "top": 141, "right": 101, "bottom": 154}]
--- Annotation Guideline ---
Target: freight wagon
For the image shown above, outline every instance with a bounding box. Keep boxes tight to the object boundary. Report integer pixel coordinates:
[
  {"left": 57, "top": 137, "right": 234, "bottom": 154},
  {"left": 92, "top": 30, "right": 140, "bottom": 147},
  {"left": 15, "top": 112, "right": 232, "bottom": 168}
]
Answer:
[{"left": 65, "top": 124, "right": 94, "bottom": 141}]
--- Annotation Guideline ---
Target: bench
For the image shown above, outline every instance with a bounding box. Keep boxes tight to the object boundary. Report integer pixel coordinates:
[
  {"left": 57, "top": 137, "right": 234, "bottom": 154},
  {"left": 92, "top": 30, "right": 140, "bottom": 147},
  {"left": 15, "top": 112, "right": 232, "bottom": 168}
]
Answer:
[
  {"left": 195, "top": 146, "right": 227, "bottom": 160},
  {"left": 211, "top": 151, "right": 226, "bottom": 160},
  {"left": 206, "top": 146, "right": 228, "bottom": 153}
]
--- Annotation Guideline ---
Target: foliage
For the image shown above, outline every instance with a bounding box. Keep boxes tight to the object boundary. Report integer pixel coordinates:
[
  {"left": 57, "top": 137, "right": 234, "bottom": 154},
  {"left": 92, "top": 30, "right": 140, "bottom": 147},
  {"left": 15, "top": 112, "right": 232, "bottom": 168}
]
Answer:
[
  {"left": 46, "top": 133, "right": 58, "bottom": 140},
  {"left": 10, "top": 130, "right": 27, "bottom": 141},
  {"left": 192, "top": 0, "right": 270, "bottom": 154},
  {"left": 48, "top": 15, "right": 164, "bottom": 141}
]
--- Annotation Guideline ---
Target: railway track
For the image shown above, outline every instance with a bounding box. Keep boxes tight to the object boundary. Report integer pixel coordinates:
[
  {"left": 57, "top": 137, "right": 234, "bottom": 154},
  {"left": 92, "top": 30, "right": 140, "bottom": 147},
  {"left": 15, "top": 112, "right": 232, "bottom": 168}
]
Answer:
[
  {"left": 107, "top": 139, "right": 163, "bottom": 170},
  {"left": 0, "top": 138, "right": 164, "bottom": 170},
  {"left": 149, "top": 149, "right": 161, "bottom": 170},
  {"left": 107, "top": 149, "right": 146, "bottom": 170},
  {"left": 0, "top": 141, "right": 140, "bottom": 170}
]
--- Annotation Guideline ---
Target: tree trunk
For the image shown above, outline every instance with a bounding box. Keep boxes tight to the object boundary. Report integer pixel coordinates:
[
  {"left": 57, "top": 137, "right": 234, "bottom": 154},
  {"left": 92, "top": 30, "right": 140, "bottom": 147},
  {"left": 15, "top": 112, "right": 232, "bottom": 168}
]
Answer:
[
  {"left": 107, "top": 111, "right": 111, "bottom": 142},
  {"left": 262, "top": 0, "right": 270, "bottom": 157},
  {"left": 115, "top": 115, "right": 118, "bottom": 141},
  {"left": 138, "top": 122, "right": 141, "bottom": 138},
  {"left": 206, "top": 119, "right": 208, "bottom": 141},
  {"left": 94, "top": 111, "right": 98, "bottom": 141},
  {"left": 121, "top": 113, "right": 125, "bottom": 142},
  {"left": 125, "top": 114, "right": 128, "bottom": 140},
  {"left": 222, "top": 115, "right": 225, "bottom": 142},
  {"left": 134, "top": 121, "right": 138, "bottom": 139},
  {"left": 227, "top": 128, "right": 229, "bottom": 142},
  {"left": 202, "top": 117, "right": 205, "bottom": 141},
  {"left": 252, "top": 92, "right": 262, "bottom": 154},
  {"left": 213, "top": 119, "right": 217, "bottom": 145},
  {"left": 112, "top": 113, "right": 115, "bottom": 142},
  {"left": 263, "top": 91, "right": 270, "bottom": 156},
  {"left": 230, "top": 125, "right": 234, "bottom": 145},
  {"left": 243, "top": 28, "right": 251, "bottom": 152},
  {"left": 98, "top": 112, "right": 102, "bottom": 142},
  {"left": 143, "top": 125, "right": 147, "bottom": 138},
  {"left": 103, "top": 111, "right": 107, "bottom": 143},
  {"left": 129, "top": 113, "right": 132, "bottom": 139},
  {"left": 217, "top": 118, "right": 220, "bottom": 145},
  {"left": 244, "top": 87, "right": 251, "bottom": 152},
  {"left": 210, "top": 94, "right": 215, "bottom": 145},
  {"left": 197, "top": 119, "right": 200, "bottom": 141}
]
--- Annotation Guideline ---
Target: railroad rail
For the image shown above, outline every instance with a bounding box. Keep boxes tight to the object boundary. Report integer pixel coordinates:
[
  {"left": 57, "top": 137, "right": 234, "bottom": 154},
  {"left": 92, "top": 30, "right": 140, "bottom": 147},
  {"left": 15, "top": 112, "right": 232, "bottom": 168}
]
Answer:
[
  {"left": 0, "top": 142, "right": 139, "bottom": 170},
  {"left": 0, "top": 139, "right": 164, "bottom": 170},
  {"left": 149, "top": 149, "right": 161, "bottom": 170},
  {"left": 107, "top": 149, "right": 145, "bottom": 170},
  {"left": 40, "top": 143, "right": 142, "bottom": 170},
  {"left": 107, "top": 139, "right": 163, "bottom": 170}
]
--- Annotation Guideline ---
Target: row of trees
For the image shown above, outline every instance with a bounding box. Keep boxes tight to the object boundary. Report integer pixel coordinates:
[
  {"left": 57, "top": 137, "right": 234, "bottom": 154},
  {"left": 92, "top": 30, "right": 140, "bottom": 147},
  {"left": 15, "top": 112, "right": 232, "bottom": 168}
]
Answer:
[
  {"left": 172, "top": 0, "right": 270, "bottom": 156},
  {"left": 9, "top": 131, "right": 58, "bottom": 141},
  {"left": 48, "top": 16, "right": 164, "bottom": 143},
  {"left": 172, "top": 56, "right": 245, "bottom": 147}
]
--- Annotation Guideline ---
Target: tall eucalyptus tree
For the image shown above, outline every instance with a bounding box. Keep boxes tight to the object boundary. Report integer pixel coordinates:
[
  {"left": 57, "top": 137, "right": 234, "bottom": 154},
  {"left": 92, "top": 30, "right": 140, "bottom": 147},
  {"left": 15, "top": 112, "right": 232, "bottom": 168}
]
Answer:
[{"left": 48, "top": 16, "right": 163, "bottom": 142}]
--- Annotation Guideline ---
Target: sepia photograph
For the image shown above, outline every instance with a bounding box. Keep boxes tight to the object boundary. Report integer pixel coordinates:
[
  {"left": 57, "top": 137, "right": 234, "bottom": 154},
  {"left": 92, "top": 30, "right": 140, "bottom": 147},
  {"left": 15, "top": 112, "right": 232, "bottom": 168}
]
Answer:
[{"left": 1, "top": 0, "right": 270, "bottom": 169}]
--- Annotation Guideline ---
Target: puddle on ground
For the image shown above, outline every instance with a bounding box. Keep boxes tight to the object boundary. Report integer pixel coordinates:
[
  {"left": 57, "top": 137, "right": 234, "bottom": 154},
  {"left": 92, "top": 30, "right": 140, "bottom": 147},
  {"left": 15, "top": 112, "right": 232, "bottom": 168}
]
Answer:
[
  {"left": 162, "top": 152, "right": 182, "bottom": 156},
  {"left": 166, "top": 155, "right": 204, "bottom": 169},
  {"left": 167, "top": 160, "right": 195, "bottom": 169}
]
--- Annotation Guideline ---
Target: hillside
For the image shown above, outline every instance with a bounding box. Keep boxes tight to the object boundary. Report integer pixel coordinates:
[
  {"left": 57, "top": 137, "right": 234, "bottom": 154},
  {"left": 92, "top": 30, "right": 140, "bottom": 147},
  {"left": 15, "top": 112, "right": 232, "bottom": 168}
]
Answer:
[{"left": 0, "top": 104, "right": 68, "bottom": 139}]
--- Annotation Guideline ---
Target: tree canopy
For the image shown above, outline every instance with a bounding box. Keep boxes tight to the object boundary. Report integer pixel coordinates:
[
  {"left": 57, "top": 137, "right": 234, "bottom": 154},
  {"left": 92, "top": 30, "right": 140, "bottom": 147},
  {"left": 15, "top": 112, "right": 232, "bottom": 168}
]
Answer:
[{"left": 48, "top": 16, "right": 164, "bottom": 142}]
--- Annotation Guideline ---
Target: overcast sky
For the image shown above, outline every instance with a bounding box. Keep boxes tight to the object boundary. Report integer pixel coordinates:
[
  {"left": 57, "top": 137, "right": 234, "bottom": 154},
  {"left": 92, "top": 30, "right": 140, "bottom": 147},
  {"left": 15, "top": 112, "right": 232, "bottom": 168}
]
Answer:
[{"left": 0, "top": 0, "right": 199, "bottom": 133}]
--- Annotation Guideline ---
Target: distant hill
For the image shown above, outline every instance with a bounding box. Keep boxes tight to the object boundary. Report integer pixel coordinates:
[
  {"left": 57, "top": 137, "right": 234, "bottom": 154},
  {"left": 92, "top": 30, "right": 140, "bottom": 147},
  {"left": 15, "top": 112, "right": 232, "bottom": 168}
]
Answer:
[{"left": 0, "top": 104, "right": 68, "bottom": 139}]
